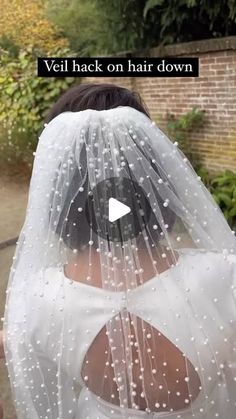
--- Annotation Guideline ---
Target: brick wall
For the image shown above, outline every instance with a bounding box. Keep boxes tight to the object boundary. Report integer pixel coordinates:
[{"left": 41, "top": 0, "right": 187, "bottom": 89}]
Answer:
[{"left": 82, "top": 37, "right": 236, "bottom": 174}]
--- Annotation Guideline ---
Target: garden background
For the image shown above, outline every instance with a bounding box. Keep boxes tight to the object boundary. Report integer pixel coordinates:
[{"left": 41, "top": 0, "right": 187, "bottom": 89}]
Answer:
[{"left": 0, "top": 1, "right": 236, "bottom": 417}]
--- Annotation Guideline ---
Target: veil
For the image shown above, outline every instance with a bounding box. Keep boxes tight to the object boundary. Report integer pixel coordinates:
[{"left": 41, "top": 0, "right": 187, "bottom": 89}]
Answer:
[{"left": 3, "top": 106, "right": 236, "bottom": 418}]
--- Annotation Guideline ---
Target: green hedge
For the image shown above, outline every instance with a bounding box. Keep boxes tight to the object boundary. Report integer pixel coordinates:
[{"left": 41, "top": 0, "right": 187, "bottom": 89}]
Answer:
[
  {"left": 0, "top": 46, "right": 77, "bottom": 167},
  {"left": 195, "top": 166, "right": 236, "bottom": 230}
]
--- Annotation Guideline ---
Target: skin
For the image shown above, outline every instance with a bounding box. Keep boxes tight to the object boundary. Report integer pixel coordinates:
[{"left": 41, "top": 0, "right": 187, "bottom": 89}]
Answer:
[
  {"left": 64, "top": 245, "right": 201, "bottom": 413},
  {"left": 0, "top": 245, "right": 200, "bottom": 416}
]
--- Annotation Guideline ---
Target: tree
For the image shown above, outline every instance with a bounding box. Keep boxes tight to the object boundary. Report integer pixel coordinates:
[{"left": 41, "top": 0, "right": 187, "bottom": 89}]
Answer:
[
  {"left": 46, "top": 0, "right": 236, "bottom": 55},
  {"left": 0, "top": 47, "right": 77, "bottom": 168},
  {"left": 45, "top": 0, "right": 108, "bottom": 55},
  {"left": 46, "top": 0, "right": 148, "bottom": 55},
  {"left": 142, "top": 0, "right": 236, "bottom": 45},
  {"left": 0, "top": 0, "right": 68, "bottom": 53}
]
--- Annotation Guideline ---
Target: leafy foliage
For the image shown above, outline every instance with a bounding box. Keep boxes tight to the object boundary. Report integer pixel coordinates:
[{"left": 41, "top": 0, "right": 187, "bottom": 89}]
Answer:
[
  {"left": 92, "top": 0, "right": 149, "bottom": 53},
  {"left": 166, "top": 107, "right": 205, "bottom": 160},
  {"left": 46, "top": 0, "right": 153, "bottom": 55},
  {"left": 164, "top": 109, "right": 236, "bottom": 229},
  {"left": 142, "top": 0, "right": 236, "bottom": 45},
  {"left": 0, "top": 0, "right": 68, "bottom": 53},
  {"left": 194, "top": 167, "right": 236, "bottom": 229},
  {"left": 46, "top": 0, "right": 236, "bottom": 55},
  {"left": 0, "top": 47, "right": 77, "bottom": 168},
  {"left": 46, "top": 0, "right": 107, "bottom": 55}
]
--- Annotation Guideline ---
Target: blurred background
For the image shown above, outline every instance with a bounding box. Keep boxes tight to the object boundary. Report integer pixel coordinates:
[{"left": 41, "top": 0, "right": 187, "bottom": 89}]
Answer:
[{"left": 0, "top": 1, "right": 236, "bottom": 417}]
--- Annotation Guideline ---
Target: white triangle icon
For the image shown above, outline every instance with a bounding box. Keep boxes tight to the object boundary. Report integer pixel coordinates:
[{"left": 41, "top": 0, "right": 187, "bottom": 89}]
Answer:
[{"left": 108, "top": 198, "right": 131, "bottom": 222}]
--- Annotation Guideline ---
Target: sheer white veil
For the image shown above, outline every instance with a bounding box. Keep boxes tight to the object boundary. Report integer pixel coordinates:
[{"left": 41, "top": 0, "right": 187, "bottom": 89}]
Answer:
[{"left": 3, "top": 106, "right": 236, "bottom": 418}]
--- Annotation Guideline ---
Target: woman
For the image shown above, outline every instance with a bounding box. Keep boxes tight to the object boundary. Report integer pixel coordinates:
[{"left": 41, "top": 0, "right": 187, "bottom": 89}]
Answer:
[{"left": 3, "top": 83, "right": 236, "bottom": 418}]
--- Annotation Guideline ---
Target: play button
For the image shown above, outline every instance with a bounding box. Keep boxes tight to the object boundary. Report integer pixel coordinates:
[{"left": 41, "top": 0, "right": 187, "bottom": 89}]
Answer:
[
  {"left": 85, "top": 176, "right": 151, "bottom": 243},
  {"left": 108, "top": 198, "right": 131, "bottom": 222}
]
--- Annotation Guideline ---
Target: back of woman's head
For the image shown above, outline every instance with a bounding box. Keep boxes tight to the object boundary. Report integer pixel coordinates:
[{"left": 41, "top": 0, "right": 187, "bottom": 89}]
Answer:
[
  {"left": 46, "top": 83, "right": 176, "bottom": 251},
  {"left": 45, "top": 82, "right": 150, "bottom": 123}
]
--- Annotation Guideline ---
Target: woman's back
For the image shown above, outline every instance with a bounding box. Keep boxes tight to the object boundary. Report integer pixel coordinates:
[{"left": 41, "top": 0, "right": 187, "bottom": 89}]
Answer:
[
  {"left": 24, "top": 248, "right": 236, "bottom": 418},
  {"left": 64, "top": 246, "right": 201, "bottom": 412},
  {"left": 4, "top": 102, "right": 236, "bottom": 419}
]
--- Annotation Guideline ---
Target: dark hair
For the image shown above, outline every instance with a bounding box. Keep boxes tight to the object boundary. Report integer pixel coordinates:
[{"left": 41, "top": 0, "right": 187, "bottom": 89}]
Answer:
[
  {"left": 45, "top": 83, "right": 150, "bottom": 123},
  {"left": 47, "top": 83, "right": 176, "bottom": 250}
]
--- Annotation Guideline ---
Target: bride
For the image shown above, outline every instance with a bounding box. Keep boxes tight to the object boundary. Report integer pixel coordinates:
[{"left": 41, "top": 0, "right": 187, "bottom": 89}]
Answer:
[{"left": 3, "top": 83, "right": 236, "bottom": 418}]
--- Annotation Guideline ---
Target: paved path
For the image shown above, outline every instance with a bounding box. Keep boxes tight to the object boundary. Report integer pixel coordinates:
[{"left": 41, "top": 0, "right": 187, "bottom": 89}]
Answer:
[{"left": 0, "top": 176, "right": 29, "bottom": 419}]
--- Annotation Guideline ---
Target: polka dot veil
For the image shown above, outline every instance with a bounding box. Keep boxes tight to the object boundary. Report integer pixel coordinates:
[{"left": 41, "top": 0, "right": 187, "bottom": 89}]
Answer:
[{"left": 3, "top": 106, "right": 236, "bottom": 418}]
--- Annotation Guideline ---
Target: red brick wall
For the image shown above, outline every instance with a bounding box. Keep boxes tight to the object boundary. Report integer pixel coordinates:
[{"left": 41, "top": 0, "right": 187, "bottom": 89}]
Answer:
[{"left": 82, "top": 37, "right": 236, "bottom": 173}]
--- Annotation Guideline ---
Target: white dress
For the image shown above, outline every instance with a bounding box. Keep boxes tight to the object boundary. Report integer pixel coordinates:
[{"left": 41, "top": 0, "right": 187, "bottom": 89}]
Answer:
[{"left": 16, "top": 250, "right": 236, "bottom": 418}]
